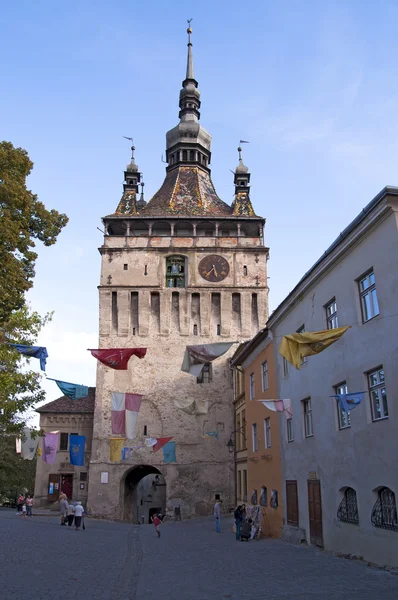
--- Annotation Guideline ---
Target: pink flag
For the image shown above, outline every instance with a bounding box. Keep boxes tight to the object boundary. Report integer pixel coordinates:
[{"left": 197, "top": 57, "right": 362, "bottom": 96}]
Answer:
[
  {"left": 89, "top": 348, "right": 147, "bottom": 370},
  {"left": 111, "top": 392, "right": 143, "bottom": 438},
  {"left": 258, "top": 399, "right": 292, "bottom": 419},
  {"left": 43, "top": 432, "right": 59, "bottom": 464}
]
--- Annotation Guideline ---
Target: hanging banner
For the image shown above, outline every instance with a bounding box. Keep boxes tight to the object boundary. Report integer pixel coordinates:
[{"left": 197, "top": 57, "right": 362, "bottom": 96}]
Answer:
[
  {"left": 279, "top": 326, "right": 350, "bottom": 370},
  {"left": 162, "top": 441, "right": 176, "bottom": 463},
  {"left": 153, "top": 437, "right": 173, "bottom": 453},
  {"left": 69, "top": 435, "right": 86, "bottom": 466},
  {"left": 9, "top": 344, "right": 48, "bottom": 371},
  {"left": 21, "top": 429, "right": 39, "bottom": 460},
  {"left": 258, "top": 399, "right": 293, "bottom": 419},
  {"left": 47, "top": 378, "right": 89, "bottom": 400},
  {"left": 110, "top": 438, "right": 125, "bottom": 461},
  {"left": 181, "top": 343, "right": 234, "bottom": 377},
  {"left": 111, "top": 392, "right": 143, "bottom": 438},
  {"left": 331, "top": 392, "right": 365, "bottom": 413},
  {"left": 174, "top": 398, "right": 208, "bottom": 415},
  {"left": 122, "top": 443, "right": 145, "bottom": 460},
  {"left": 16, "top": 437, "right": 21, "bottom": 454},
  {"left": 145, "top": 437, "right": 157, "bottom": 447},
  {"left": 43, "top": 432, "right": 59, "bottom": 464},
  {"left": 89, "top": 348, "right": 147, "bottom": 370}
]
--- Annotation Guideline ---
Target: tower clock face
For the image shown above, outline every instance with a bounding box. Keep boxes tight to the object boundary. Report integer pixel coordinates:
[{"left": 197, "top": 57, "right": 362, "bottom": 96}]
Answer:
[{"left": 198, "top": 255, "right": 230, "bottom": 282}]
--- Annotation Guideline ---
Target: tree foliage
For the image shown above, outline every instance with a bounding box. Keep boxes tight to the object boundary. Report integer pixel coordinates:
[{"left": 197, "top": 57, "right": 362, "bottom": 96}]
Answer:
[
  {"left": 0, "top": 141, "right": 68, "bottom": 433},
  {"left": 0, "top": 434, "right": 36, "bottom": 504},
  {"left": 0, "top": 141, "right": 68, "bottom": 323}
]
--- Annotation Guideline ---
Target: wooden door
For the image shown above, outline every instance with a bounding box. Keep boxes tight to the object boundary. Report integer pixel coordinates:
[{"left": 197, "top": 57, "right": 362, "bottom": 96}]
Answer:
[
  {"left": 48, "top": 474, "right": 60, "bottom": 502},
  {"left": 308, "top": 480, "right": 323, "bottom": 547},
  {"left": 61, "top": 474, "right": 73, "bottom": 499},
  {"left": 286, "top": 480, "right": 299, "bottom": 526}
]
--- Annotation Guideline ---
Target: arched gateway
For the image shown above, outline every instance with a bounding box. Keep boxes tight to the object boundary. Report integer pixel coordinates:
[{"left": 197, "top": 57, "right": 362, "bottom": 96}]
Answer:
[{"left": 123, "top": 465, "right": 166, "bottom": 524}]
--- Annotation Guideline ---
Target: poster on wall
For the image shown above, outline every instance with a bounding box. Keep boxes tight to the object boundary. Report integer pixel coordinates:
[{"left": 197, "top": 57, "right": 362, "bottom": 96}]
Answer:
[
  {"left": 49, "top": 483, "right": 54, "bottom": 495},
  {"left": 100, "top": 472, "right": 109, "bottom": 484}
]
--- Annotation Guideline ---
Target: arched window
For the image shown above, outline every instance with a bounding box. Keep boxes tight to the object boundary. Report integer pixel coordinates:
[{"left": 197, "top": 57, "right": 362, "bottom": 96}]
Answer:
[
  {"left": 260, "top": 486, "right": 268, "bottom": 507},
  {"left": 251, "top": 489, "right": 258, "bottom": 505},
  {"left": 337, "top": 488, "right": 359, "bottom": 525},
  {"left": 371, "top": 487, "right": 398, "bottom": 531},
  {"left": 270, "top": 490, "right": 279, "bottom": 508},
  {"left": 166, "top": 255, "right": 186, "bottom": 288}
]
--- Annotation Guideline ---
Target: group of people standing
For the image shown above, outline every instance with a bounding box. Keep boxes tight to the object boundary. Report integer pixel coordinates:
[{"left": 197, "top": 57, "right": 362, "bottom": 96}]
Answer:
[
  {"left": 59, "top": 493, "right": 85, "bottom": 530},
  {"left": 16, "top": 494, "right": 34, "bottom": 518},
  {"left": 234, "top": 504, "right": 261, "bottom": 541}
]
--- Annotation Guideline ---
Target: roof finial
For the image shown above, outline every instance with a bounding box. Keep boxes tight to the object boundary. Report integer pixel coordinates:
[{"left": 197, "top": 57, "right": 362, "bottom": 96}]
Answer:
[{"left": 186, "top": 18, "right": 194, "bottom": 79}]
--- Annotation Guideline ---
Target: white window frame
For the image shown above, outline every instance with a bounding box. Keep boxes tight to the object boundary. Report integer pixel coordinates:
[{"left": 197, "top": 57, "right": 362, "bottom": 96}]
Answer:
[
  {"left": 264, "top": 418, "right": 271, "bottom": 448},
  {"left": 325, "top": 298, "right": 338, "bottom": 330},
  {"left": 335, "top": 382, "right": 351, "bottom": 430},
  {"left": 368, "top": 367, "right": 388, "bottom": 421},
  {"left": 249, "top": 373, "right": 255, "bottom": 400},
  {"left": 261, "top": 360, "right": 269, "bottom": 392},
  {"left": 358, "top": 270, "right": 379, "bottom": 323},
  {"left": 303, "top": 398, "right": 313, "bottom": 438},
  {"left": 287, "top": 418, "right": 294, "bottom": 442},
  {"left": 252, "top": 423, "right": 258, "bottom": 452}
]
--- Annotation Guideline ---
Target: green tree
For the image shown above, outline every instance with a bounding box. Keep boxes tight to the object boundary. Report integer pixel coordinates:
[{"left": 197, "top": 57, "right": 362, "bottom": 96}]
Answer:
[
  {"left": 0, "top": 434, "right": 36, "bottom": 504},
  {"left": 0, "top": 141, "right": 68, "bottom": 433}
]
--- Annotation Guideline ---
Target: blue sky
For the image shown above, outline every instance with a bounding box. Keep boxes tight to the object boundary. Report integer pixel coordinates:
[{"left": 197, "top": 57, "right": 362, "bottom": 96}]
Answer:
[{"left": 2, "top": 1, "right": 398, "bottom": 417}]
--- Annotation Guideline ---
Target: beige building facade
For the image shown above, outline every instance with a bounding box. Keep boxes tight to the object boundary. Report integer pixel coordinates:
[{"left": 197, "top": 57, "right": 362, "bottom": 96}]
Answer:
[{"left": 87, "top": 29, "right": 269, "bottom": 521}]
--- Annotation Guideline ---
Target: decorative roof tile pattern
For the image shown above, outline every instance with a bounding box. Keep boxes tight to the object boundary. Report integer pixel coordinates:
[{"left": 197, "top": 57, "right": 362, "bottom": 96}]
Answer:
[
  {"left": 231, "top": 191, "right": 256, "bottom": 217},
  {"left": 140, "top": 166, "right": 232, "bottom": 217},
  {"left": 110, "top": 191, "right": 138, "bottom": 217},
  {"left": 36, "top": 387, "right": 95, "bottom": 414}
]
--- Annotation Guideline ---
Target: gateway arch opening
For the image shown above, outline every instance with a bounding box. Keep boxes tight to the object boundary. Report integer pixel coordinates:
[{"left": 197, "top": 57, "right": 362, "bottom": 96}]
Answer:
[{"left": 123, "top": 465, "right": 166, "bottom": 523}]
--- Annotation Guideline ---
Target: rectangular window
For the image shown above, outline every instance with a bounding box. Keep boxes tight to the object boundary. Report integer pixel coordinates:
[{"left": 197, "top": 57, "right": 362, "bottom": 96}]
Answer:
[
  {"left": 264, "top": 418, "right": 271, "bottom": 448},
  {"left": 286, "top": 480, "right": 299, "bottom": 526},
  {"left": 283, "top": 357, "right": 289, "bottom": 377},
  {"left": 249, "top": 373, "right": 255, "bottom": 400},
  {"left": 236, "top": 413, "right": 241, "bottom": 452},
  {"left": 238, "top": 471, "right": 242, "bottom": 500},
  {"left": 335, "top": 382, "right": 351, "bottom": 429},
  {"left": 261, "top": 361, "right": 269, "bottom": 391},
  {"left": 252, "top": 423, "right": 258, "bottom": 452},
  {"left": 303, "top": 399, "right": 313, "bottom": 437},
  {"left": 197, "top": 363, "right": 212, "bottom": 384},
  {"left": 359, "top": 270, "right": 379, "bottom": 322},
  {"left": 59, "top": 433, "right": 68, "bottom": 451},
  {"left": 325, "top": 298, "right": 338, "bottom": 330},
  {"left": 80, "top": 472, "right": 87, "bottom": 482},
  {"left": 287, "top": 418, "right": 294, "bottom": 442},
  {"left": 368, "top": 367, "right": 388, "bottom": 421},
  {"left": 243, "top": 470, "right": 248, "bottom": 502},
  {"left": 241, "top": 409, "right": 246, "bottom": 448},
  {"left": 297, "top": 325, "right": 306, "bottom": 364}
]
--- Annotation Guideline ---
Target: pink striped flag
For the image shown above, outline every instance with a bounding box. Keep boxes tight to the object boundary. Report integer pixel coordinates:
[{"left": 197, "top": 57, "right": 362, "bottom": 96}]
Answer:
[
  {"left": 111, "top": 393, "right": 143, "bottom": 438},
  {"left": 258, "top": 399, "right": 293, "bottom": 419}
]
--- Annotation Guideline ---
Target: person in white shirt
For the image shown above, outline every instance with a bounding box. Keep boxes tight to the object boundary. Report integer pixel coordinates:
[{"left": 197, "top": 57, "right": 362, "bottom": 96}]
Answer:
[
  {"left": 213, "top": 499, "right": 222, "bottom": 533},
  {"left": 66, "top": 503, "right": 75, "bottom": 529},
  {"left": 73, "top": 501, "right": 85, "bottom": 531}
]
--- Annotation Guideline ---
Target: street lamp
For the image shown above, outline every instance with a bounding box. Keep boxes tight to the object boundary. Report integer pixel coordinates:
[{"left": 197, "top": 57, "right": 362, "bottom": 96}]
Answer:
[{"left": 226, "top": 426, "right": 246, "bottom": 452}]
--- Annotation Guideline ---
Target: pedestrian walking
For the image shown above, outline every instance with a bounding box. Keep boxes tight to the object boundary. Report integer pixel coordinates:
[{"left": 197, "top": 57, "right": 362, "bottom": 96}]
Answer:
[
  {"left": 21, "top": 504, "right": 27, "bottom": 520},
  {"left": 214, "top": 499, "right": 222, "bottom": 533},
  {"left": 234, "top": 505, "right": 243, "bottom": 541},
  {"left": 16, "top": 494, "right": 24, "bottom": 515},
  {"left": 59, "top": 494, "right": 68, "bottom": 526},
  {"left": 26, "top": 495, "right": 33, "bottom": 517},
  {"left": 73, "top": 501, "right": 84, "bottom": 531},
  {"left": 151, "top": 514, "right": 162, "bottom": 538},
  {"left": 66, "top": 502, "right": 75, "bottom": 529}
]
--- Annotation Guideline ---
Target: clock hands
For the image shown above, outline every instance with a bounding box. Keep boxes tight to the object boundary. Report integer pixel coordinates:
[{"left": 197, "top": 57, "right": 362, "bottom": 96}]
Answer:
[{"left": 205, "top": 265, "right": 218, "bottom": 279}]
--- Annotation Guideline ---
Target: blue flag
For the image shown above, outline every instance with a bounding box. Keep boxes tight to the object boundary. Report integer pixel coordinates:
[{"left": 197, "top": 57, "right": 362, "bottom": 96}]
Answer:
[
  {"left": 69, "top": 435, "right": 85, "bottom": 466},
  {"left": 163, "top": 441, "right": 176, "bottom": 463},
  {"left": 9, "top": 344, "right": 48, "bottom": 371},
  {"left": 332, "top": 392, "right": 365, "bottom": 413},
  {"left": 47, "top": 379, "right": 89, "bottom": 400}
]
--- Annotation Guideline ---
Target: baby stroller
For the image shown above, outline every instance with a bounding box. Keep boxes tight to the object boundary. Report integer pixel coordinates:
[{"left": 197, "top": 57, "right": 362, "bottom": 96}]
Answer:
[{"left": 240, "top": 521, "right": 251, "bottom": 541}]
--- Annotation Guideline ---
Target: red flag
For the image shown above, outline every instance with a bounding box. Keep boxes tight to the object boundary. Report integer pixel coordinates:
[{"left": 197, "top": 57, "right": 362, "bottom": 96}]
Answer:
[
  {"left": 88, "top": 348, "right": 147, "bottom": 370},
  {"left": 153, "top": 437, "right": 173, "bottom": 453}
]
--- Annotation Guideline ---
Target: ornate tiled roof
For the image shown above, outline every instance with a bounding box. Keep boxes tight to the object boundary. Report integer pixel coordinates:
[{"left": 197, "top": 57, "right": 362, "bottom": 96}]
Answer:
[
  {"left": 140, "top": 166, "right": 232, "bottom": 217},
  {"left": 231, "top": 191, "right": 256, "bottom": 217},
  {"left": 110, "top": 191, "right": 138, "bottom": 216},
  {"left": 36, "top": 388, "right": 95, "bottom": 414}
]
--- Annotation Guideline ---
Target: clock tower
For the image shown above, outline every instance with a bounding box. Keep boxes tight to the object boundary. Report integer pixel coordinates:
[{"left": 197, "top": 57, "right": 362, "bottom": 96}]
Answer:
[{"left": 87, "top": 25, "right": 269, "bottom": 521}]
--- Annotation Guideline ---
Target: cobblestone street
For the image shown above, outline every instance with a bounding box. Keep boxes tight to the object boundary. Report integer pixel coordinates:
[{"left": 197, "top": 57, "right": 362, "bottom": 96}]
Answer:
[{"left": 1, "top": 509, "right": 397, "bottom": 600}]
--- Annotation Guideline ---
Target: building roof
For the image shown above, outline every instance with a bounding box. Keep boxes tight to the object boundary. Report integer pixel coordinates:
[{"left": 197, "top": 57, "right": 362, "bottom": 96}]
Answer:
[
  {"left": 230, "top": 329, "right": 269, "bottom": 366},
  {"left": 36, "top": 387, "right": 95, "bottom": 414},
  {"left": 268, "top": 185, "right": 398, "bottom": 327}
]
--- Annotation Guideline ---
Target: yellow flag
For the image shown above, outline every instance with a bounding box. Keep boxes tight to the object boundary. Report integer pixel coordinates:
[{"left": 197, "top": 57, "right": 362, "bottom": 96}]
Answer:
[
  {"left": 279, "top": 326, "right": 350, "bottom": 370},
  {"left": 110, "top": 438, "right": 125, "bottom": 462},
  {"left": 37, "top": 447, "right": 42, "bottom": 457}
]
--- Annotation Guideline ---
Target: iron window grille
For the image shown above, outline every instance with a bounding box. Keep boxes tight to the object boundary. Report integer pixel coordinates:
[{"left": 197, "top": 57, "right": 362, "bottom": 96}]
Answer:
[
  {"left": 251, "top": 489, "right": 258, "bottom": 505},
  {"left": 358, "top": 270, "right": 379, "bottom": 322},
  {"left": 196, "top": 363, "right": 212, "bottom": 384},
  {"left": 368, "top": 367, "right": 388, "bottom": 421},
  {"left": 326, "top": 299, "right": 338, "bottom": 330},
  {"left": 337, "top": 488, "right": 359, "bottom": 525},
  {"left": 270, "top": 490, "right": 279, "bottom": 508},
  {"left": 260, "top": 486, "right": 268, "bottom": 507},
  {"left": 371, "top": 487, "right": 398, "bottom": 532},
  {"left": 335, "top": 382, "right": 351, "bottom": 429}
]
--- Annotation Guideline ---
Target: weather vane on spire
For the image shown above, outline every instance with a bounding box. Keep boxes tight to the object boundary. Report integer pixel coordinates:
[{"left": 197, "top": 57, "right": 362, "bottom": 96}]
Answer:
[{"left": 187, "top": 18, "right": 193, "bottom": 43}]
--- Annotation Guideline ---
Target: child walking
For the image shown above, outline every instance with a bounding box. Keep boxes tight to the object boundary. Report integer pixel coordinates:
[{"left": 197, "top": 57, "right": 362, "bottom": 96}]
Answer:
[
  {"left": 21, "top": 504, "right": 27, "bottom": 520},
  {"left": 151, "top": 514, "right": 162, "bottom": 538}
]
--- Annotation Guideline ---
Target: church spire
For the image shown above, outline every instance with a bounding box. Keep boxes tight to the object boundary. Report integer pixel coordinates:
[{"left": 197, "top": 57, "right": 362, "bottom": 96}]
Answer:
[
  {"left": 231, "top": 144, "right": 256, "bottom": 217},
  {"left": 186, "top": 20, "right": 194, "bottom": 80}
]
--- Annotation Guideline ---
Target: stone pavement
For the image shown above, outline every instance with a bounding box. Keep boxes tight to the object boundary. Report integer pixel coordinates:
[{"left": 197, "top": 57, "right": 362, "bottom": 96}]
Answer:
[{"left": 1, "top": 510, "right": 397, "bottom": 600}]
